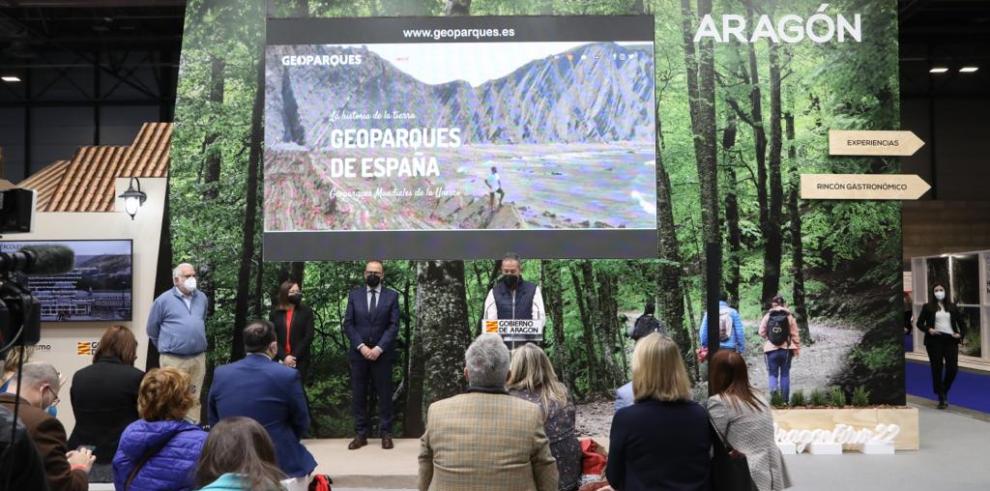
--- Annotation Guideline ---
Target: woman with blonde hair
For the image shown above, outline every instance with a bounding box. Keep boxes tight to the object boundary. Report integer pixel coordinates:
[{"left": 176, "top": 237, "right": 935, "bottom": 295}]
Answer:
[
  {"left": 507, "top": 343, "right": 581, "bottom": 491},
  {"left": 606, "top": 333, "right": 710, "bottom": 491},
  {"left": 113, "top": 367, "right": 207, "bottom": 491},
  {"left": 1, "top": 345, "right": 34, "bottom": 392}
]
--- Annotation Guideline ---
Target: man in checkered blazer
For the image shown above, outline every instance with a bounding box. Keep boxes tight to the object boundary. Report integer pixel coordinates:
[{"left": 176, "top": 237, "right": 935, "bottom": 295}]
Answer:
[{"left": 418, "top": 334, "right": 558, "bottom": 491}]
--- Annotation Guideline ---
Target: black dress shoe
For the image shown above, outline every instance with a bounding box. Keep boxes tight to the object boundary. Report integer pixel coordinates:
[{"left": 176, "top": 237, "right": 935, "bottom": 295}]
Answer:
[
  {"left": 382, "top": 436, "right": 394, "bottom": 449},
  {"left": 348, "top": 436, "right": 368, "bottom": 450},
  {"left": 937, "top": 400, "right": 947, "bottom": 410}
]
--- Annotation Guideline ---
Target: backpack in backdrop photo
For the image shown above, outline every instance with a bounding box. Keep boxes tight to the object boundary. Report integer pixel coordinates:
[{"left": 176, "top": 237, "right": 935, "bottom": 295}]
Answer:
[
  {"left": 767, "top": 310, "right": 792, "bottom": 347},
  {"left": 718, "top": 307, "right": 734, "bottom": 342}
]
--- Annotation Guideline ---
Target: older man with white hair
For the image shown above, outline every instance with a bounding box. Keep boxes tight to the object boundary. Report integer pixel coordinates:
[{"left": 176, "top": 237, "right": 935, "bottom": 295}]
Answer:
[
  {"left": 418, "top": 333, "right": 558, "bottom": 491},
  {"left": 147, "top": 262, "right": 208, "bottom": 422},
  {"left": 1, "top": 361, "right": 94, "bottom": 491}
]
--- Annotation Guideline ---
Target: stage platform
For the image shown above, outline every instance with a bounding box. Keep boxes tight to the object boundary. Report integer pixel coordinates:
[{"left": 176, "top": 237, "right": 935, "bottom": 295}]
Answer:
[{"left": 305, "top": 438, "right": 419, "bottom": 488}]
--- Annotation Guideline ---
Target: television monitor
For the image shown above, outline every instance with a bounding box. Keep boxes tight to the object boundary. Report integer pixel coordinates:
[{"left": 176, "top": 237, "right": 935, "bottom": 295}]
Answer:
[{"left": 0, "top": 240, "right": 133, "bottom": 322}]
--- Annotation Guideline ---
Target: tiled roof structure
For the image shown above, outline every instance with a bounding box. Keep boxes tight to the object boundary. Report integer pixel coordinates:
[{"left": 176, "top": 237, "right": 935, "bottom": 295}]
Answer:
[{"left": 18, "top": 122, "right": 172, "bottom": 212}]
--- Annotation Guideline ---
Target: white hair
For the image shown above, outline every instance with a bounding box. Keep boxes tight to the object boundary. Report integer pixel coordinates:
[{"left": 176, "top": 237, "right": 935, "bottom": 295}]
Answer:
[
  {"left": 172, "top": 263, "right": 195, "bottom": 279},
  {"left": 465, "top": 333, "right": 510, "bottom": 388},
  {"left": 15, "top": 361, "right": 60, "bottom": 391}
]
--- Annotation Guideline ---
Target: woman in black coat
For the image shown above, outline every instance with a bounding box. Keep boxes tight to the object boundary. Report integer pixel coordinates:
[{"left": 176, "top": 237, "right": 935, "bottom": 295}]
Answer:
[
  {"left": 607, "top": 333, "right": 710, "bottom": 491},
  {"left": 916, "top": 283, "right": 967, "bottom": 409},
  {"left": 269, "top": 280, "right": 315, "bottom": 384},
  {"left": 68, "top": 325, "right": 144, "bottom": 482}
]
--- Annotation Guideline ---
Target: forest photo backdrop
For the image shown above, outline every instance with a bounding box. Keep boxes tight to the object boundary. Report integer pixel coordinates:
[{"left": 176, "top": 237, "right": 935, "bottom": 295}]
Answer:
[{"left": 168, "top": 0, "right": 903, "bottom": 437}]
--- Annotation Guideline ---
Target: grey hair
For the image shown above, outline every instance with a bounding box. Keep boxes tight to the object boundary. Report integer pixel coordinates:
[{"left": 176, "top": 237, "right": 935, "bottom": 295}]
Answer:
[
  {"left": 465, "top": 333, "right": 510, "bottom": 388},
  {"left": 172, "top": 263, "right": 195, "bottom": 279},
  {"left": 15, "top": 361, "right": 60, "bottom": 390}
]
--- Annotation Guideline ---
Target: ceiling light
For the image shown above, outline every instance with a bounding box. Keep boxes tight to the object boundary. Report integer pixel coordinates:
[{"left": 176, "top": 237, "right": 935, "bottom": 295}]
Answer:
[
  {"left": 929, "top": 67, "right": 949, "bottom": 74},
  {"left": 959, "top": 66, "right": 979, "bottom": 73},
  {"left": 1, "top": 76, "right": 21, "bottom": 83}
]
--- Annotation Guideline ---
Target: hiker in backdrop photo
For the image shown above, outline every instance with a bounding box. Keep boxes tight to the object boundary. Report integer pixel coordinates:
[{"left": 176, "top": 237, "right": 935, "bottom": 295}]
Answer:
[
  {"left": 630, "top": 300, "right": 666, "bottom": 339},
  {"left": 697, "top": 291, "right": 745, "bottom": 362},
  {"left": 758, "top": 296, "right": 801, "bottom": 403}
]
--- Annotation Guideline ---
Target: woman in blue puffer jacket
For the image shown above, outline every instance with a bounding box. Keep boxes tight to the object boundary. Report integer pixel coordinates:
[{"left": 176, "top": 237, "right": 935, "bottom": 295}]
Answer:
[{"left": 113, "top": 367, "right": 207, "bottom": 491}]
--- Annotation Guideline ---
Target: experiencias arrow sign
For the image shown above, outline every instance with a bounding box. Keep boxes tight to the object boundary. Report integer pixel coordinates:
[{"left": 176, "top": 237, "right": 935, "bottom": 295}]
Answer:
[{"left": 828, "top": 130, "right": 926, "bottom": 157}]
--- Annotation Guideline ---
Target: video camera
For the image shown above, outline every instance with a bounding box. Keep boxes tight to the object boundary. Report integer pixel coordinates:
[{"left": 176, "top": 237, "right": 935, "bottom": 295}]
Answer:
[{"left": 0, "top": 245, "right": 74, "bottom": 349}]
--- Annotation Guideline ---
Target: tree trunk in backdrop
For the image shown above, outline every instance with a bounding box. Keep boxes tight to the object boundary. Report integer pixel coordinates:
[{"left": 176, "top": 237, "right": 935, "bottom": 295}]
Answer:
[
  {"left": 681, "top": 0, "right": 720, "bottom": 293},
  {"left": 542, "top": 260, "right": 570, "bottom": 388},
  {"left": 654, "top": 108, "right": 689, "bottom": 368},
  {"left": 762, "top": 35, "right": 785, "bottom": 308},
  {"left": 743, "top": 2, "right": 769, "bottom": 246},
  {"left": 569, "top": 264, "right": 599, "bottom": 394},
  {"left": 232, "top": 49, "right": 264, "bottom": 361},
  {"left": 723, "top": 111, "right": 742, "bottom": 307},
  {"left": 444, "top": 0, "right": 471, "bottom": 16},
  {"left": 416, "top": 261, "right": 471, "bottom": 414},
  {"left": 785, "top": 112, "right": 812, "bottom": 344}
]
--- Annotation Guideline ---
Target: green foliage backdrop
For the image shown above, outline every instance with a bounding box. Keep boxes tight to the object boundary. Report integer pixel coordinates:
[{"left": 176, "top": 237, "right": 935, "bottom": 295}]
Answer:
[{"left": 169, "top": 0, "right": 903, "bottom": 437}]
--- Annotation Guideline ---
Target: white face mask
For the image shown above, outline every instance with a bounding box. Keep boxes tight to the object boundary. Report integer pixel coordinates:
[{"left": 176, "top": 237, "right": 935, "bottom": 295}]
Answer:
[
  {"left": 934, "top": 291, "right": 945, "bottom": 301},
  {"left": 183, "top": 277, "right": 197, "bottom": 293}
]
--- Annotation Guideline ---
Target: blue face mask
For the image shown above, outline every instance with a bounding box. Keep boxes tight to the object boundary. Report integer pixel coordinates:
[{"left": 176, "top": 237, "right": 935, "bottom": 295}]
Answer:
[{"left": 46, "top": 405, "right": 58, "bottom": 418}]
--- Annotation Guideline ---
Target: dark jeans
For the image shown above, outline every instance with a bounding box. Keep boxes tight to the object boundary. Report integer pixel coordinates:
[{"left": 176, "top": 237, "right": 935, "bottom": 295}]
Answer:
[
  {"left": 765, "top": 349, "right": 793, "bottom": 401},
  {"left": 926, "top": 336, "right": 959, "bottom": 399},
  {"left": 349, "top": 355, "right": 393, "bottom": 436}
]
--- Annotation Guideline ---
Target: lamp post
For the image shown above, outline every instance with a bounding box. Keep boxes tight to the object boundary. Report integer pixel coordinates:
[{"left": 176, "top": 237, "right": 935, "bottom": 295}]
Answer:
[{"left": 118, "top": 177, "right": 147, "bottom": 220}]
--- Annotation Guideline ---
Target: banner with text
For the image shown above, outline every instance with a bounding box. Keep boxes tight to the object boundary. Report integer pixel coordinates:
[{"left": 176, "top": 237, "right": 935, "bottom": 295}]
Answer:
[{"left": 263, "top": 16, "right": 657, "bottom": 260}]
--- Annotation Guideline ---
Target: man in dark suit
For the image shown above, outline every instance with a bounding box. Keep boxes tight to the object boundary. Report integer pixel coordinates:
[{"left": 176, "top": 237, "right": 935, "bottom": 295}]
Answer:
[
  {"left": 343, "top": 260, "right": 400, "bottom": 450},
  {"left": 208, "top": 320, "right": 317, "bottom": 486}
]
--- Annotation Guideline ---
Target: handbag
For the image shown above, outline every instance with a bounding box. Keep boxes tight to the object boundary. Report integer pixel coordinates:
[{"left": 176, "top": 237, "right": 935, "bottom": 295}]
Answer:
[{"left": 709, "top": 418, "right": 757, "bottom": 491}]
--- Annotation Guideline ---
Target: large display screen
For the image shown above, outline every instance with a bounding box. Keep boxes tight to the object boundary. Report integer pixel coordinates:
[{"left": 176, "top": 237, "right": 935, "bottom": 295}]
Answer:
[
  {"left": 263, "top": 16, "right": 657, "bottom": 260},
  {"left": 0, "top": 240, "right": 133, "bottom": 322}
]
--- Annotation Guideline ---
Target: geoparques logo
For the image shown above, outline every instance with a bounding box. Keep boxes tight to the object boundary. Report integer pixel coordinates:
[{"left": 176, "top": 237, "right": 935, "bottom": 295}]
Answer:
[{"left": 281, "top": 54, "right": 363, "bottom": 66}]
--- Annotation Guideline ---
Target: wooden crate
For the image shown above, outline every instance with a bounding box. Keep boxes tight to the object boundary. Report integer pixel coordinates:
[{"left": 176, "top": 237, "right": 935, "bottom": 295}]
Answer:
[{"left": 771, "top": 407, "right": 919, "bottom": 451}]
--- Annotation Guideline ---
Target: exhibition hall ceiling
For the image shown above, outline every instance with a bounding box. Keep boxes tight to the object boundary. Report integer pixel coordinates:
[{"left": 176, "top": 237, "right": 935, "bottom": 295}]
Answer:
[{"left": 900, "top": 0, "right": 990, "bottom": 96}]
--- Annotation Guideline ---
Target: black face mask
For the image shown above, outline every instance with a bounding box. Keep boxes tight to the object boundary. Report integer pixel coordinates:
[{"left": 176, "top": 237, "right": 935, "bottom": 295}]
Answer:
[
  {"left": 288, "top": 293, "right": 302, "bottom": 306},
  {"left": 500, "top": 274, "right": 520, "bottom": 289},
  {"left": 365, "top": 274, "right": 382, "bottom": 287}
]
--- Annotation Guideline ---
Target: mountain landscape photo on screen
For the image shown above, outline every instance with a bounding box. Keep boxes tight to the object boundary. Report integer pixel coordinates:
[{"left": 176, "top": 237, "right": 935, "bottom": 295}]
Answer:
[{"left": 264, "top": 41, "right": 657, "bottom": 232}]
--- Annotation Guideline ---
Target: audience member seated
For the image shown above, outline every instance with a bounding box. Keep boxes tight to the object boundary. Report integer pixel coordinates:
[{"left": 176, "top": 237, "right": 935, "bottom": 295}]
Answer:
[
  {"left": 68, "top": 325, "right": 145, "bottom": 482},
  {"left": 195, "top": 416, "right": 287, "bottom": 491},
  {"left": 708, "top": 350, "right": 791, "bottom": 491},
  {"left": 1, "top": 345, "right": 34, "bottom": 391},
  {"left": 508, "top": 343, "right": 582, "bottom": 491},
  {"left": 614, "top": 314, "right": 666, "bottom": 412},
  {"left": 606, "top": 334, "right": 710, "bottom": 491},
  {"left": 208, "top": 320, "right": 316, "bottom": 491},
  {"left": 113, "top": 367, "right": 207, "bottom": 491},
  {"left": 0, "top": 404, "right": 51, "bottom": 491},
  {"left": 418, "top": 333, "right": 558, "bottom": 491},
  {"left": 0, "top": 361, "right": 93, "bottom": 491}
]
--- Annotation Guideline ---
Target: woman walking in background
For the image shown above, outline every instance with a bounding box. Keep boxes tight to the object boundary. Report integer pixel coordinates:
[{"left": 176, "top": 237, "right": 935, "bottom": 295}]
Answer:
[
  {"left": 68, "top": 325, "right": 145, "bottom": 482},
  {"left": 270, "top": 280, "right": 315, "bottom": 384},
  {"left": 195, "top": 417, "right": 286, "bottom": 490},
  {"left": 606, "top": 333, "right": 710, "bottom": 491},
  {"left": 507, "top": 343, "right": 581, "bottom": 491},
  {"left": 708, "top": 350, "right": 791, "bottom": 491},
  {"left": 758, "top": 296, "right": 800, "bottom": 403},
  {"left": 916, "top": 284, "right": 966, "bottom": 409}
]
